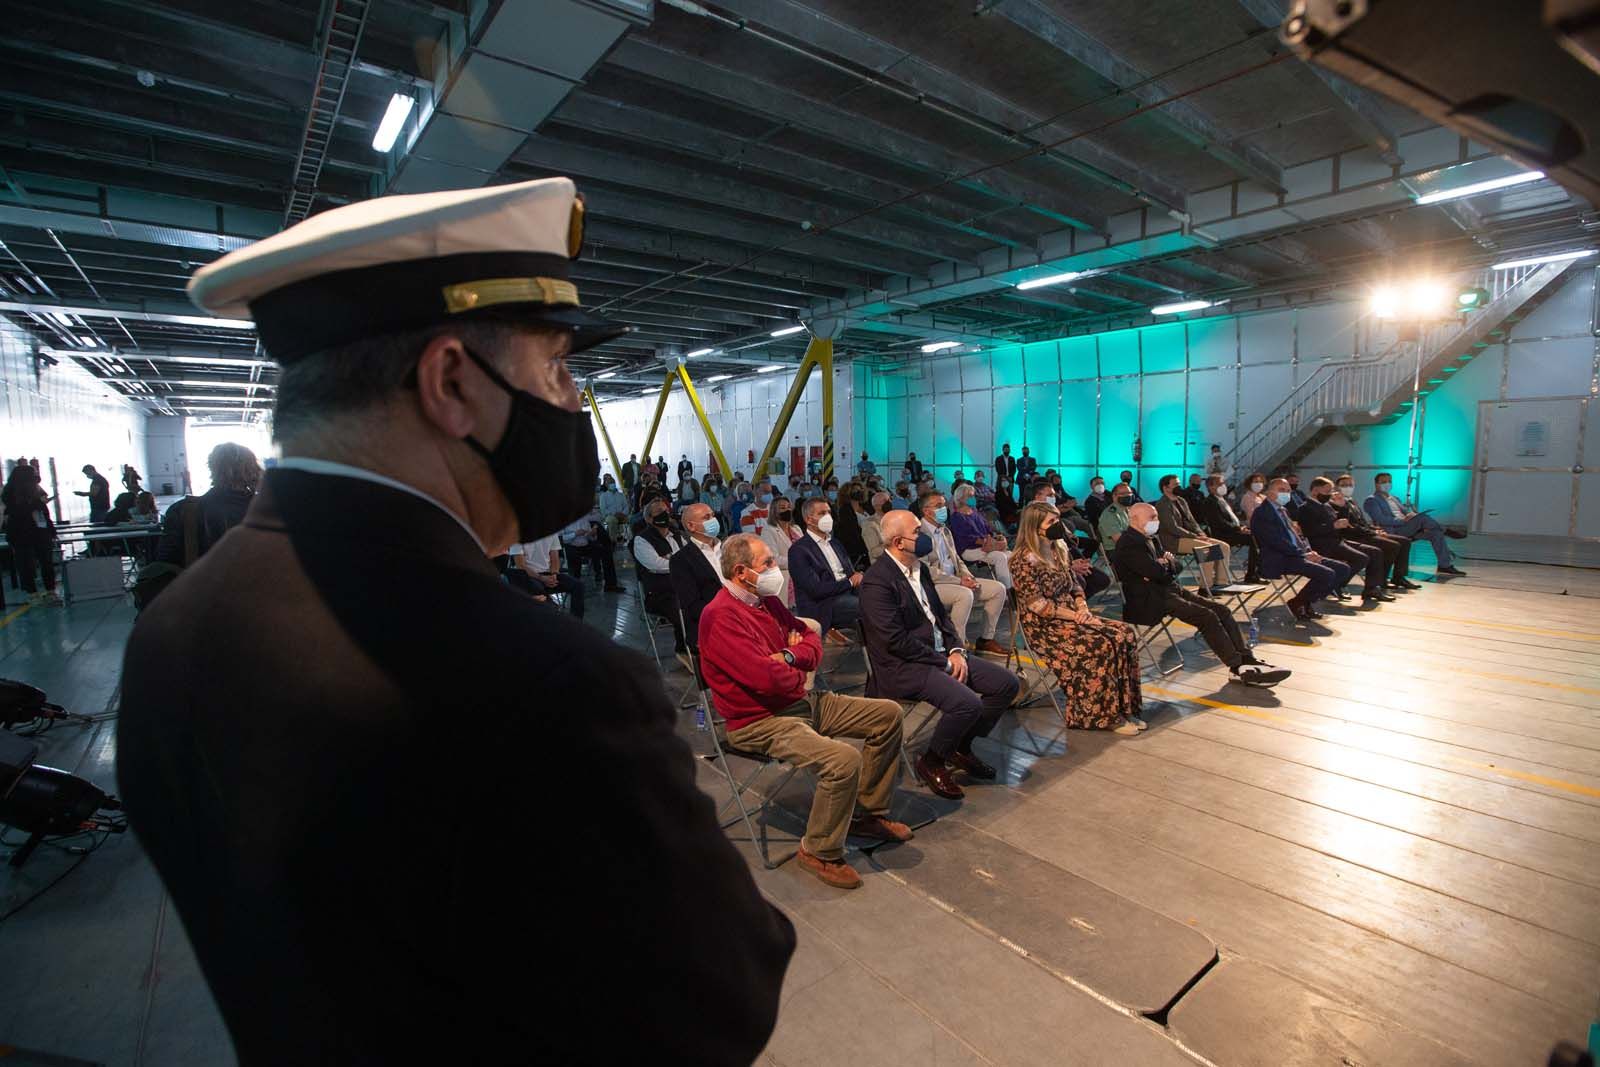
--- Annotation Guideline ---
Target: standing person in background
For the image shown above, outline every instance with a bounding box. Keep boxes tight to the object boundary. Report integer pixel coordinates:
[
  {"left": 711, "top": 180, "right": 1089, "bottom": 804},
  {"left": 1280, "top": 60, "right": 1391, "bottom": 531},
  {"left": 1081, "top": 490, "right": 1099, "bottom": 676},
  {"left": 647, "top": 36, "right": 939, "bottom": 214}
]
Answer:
[
  {"left": 3, "top": 462, "right": 59, "bottom": 603},
  {"left": 994, "top": 442, "right": 1016, "bottom": 487},
  {"left": 902, "top": 452, "right": 925, "bottom": 484},
  {"left": 1015, "top": 446, "right": 1038, "bottom": 497},
  {"left": 1238, "top": 472, "right": 1268, "bottom": 521},
  {"left": 156, "top": 444, "right": 262, "bottom": 565},
  {"left": 620, "top": 453, "right": 641, "bottom": 494},
  {"left": 677, "top": 454, "right": 693, "bottom": 488},
  {"left": 856, "top": 451, "right": 876, "bottom": 477},
  {"left": 1205, "top": 443, "right": 1232, "bottom": 485},
  {"left": 77, "top": 464, "right": 112, "bottom": 523}
]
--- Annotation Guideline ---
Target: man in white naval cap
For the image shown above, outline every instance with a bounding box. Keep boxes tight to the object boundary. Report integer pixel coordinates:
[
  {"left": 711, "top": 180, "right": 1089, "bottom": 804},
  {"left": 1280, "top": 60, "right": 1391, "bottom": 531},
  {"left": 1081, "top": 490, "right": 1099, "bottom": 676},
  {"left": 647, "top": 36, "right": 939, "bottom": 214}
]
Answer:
[{"left": 115, "top": 177, "right": 795, "bottom": 1065}]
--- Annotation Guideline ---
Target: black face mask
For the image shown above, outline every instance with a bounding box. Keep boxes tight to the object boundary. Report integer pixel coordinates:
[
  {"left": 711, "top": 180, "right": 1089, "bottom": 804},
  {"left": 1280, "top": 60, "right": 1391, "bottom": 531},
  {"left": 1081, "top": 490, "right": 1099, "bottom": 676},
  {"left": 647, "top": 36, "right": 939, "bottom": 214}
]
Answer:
[
  {"left": 1114, "top": 496, "right": 1131, "bottom": 507},
  {"left": 460, "top": 345, "right": 599, "bottom": 542},
  {"left": 651, "top": 512, "right": 671, "bottom": 526},
  {"left": 1314, "top": 492, "right": 1332, "bottom": 503},
  {"left": 1045, "top": 523, "right": 1068, "bottom": 542}
]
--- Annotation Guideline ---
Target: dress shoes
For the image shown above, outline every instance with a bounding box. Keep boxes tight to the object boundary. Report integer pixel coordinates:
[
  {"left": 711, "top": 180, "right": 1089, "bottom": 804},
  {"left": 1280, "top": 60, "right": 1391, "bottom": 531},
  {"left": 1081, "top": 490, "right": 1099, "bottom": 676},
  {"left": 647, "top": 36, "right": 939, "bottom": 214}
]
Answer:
[
  {"left": 974, "top": 638, "right": 1007, "bottom": 656},
  {"left": 1363, "top": 590, "right": 1396, "bottom": 603},
  {"left": 825, "top": 628, "right": 853, "bottom": 645},
  {"left": 849, "top": 813, "right": 915, "bottom": 843},
  {"left": 913, "top": 753, "right": 965, "bottom": 799},
  {"left": 947, "top": 749, "right": 997, "bottom": 780},
  {"left": 797, "top": 847, "right": 862, "bottom": 890},
  {"left": 1394, "top": 577, "right": 1423, "bottom": 590},
  {"left": 1437, "top": 565, "right": 1467, "bottom": 576}
]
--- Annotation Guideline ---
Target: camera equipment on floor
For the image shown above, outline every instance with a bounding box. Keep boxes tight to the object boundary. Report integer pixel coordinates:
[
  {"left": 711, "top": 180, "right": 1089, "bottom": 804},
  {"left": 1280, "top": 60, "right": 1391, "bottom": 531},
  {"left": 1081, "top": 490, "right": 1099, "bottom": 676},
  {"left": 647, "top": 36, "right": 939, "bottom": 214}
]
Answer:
[
  {"left": 0, "top": 678, "right": 93, "bottom": 733},
  {"left": 2, "top": 728, "right": 126, "bottom": 870}
]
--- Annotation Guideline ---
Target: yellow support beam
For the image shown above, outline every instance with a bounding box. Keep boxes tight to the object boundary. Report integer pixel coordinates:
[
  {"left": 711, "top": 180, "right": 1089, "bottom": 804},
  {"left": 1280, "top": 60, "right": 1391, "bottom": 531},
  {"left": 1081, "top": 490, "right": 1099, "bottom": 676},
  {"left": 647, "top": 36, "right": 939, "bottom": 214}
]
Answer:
[
  {"left": 639, "top": 369, "right": 676, "bottom": 462},
  {"left": 583, "top": 386, "right": 622, "bottom": 481},
  {"left": 753, "top": 338, "right": 829, "bottom": 481},
  {"left": 674, "top": 364, "right": 733, "bottom": 479},
  {"left": 818, "top": 340, "right": 834, "bottom": 483}
]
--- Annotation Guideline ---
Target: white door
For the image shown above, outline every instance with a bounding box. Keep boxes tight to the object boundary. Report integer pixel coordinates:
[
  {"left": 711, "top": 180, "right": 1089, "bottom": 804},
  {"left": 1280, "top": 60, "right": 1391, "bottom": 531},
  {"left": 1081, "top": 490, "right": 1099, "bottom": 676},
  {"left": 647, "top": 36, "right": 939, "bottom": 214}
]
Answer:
[{"left": 1472, "top": 396, "right": 1588, "bottom": 536}]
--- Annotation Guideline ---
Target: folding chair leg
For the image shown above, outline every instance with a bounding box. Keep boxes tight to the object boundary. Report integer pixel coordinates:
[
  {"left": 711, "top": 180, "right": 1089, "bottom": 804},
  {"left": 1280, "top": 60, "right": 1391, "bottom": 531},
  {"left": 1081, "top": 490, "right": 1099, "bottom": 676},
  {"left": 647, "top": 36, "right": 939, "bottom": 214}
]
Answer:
[
  {"left": 711, "top": 752, "right": 801, "bottom": 869},
  {"left": 1137, "top": 620, "right": 1184, "bottom": 677}
]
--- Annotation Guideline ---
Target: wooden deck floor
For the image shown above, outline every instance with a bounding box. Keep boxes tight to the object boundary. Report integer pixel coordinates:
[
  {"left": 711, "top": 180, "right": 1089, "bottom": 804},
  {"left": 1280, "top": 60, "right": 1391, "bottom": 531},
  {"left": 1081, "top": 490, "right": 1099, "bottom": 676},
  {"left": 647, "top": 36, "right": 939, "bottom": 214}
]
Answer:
[{"left": 1, "top": 557, "right": 1596, "bottom": 1065}]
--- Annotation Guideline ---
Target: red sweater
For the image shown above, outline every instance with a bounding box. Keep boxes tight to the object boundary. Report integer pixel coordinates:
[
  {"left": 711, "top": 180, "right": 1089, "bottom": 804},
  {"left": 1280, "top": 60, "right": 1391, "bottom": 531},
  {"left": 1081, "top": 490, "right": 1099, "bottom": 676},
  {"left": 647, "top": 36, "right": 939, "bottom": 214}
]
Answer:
[{"left": 697, "top": 587, "right": 823, "bottom": 733}]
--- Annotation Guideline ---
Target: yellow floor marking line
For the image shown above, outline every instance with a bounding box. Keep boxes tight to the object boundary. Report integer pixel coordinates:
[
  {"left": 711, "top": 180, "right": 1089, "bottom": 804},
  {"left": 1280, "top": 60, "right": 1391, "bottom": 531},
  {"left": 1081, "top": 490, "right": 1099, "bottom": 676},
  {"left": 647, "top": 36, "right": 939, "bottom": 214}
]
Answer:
[
  {"left": 0, "top": 602, "right": 33, "bottom": 630},
  {"left": 1144, "top": 685, "right": 1600, "bottom": 800}
]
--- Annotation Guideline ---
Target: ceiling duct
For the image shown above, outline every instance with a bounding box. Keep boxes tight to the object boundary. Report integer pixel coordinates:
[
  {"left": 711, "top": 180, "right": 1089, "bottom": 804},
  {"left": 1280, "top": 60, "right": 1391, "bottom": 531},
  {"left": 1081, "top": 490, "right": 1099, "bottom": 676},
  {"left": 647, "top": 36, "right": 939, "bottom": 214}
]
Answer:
[{"left": 381, "top": 0, "right": 653, "bottom": 194}]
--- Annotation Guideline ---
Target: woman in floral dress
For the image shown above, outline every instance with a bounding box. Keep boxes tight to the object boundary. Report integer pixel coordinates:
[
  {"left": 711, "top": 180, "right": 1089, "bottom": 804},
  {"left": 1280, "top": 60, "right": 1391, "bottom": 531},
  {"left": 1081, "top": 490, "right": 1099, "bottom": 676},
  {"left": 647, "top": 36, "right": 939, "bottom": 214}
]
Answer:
[{"left": 1009, "top": 502, "right": 1146, "bottom": 735}]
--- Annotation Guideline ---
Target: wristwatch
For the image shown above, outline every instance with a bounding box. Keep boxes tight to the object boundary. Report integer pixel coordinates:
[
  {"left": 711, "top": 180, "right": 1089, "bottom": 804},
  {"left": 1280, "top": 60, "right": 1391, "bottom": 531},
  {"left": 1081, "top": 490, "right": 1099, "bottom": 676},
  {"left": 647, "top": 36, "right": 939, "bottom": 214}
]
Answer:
[{"left": 781, "top": 650, "right": 797, "bottom": 667}]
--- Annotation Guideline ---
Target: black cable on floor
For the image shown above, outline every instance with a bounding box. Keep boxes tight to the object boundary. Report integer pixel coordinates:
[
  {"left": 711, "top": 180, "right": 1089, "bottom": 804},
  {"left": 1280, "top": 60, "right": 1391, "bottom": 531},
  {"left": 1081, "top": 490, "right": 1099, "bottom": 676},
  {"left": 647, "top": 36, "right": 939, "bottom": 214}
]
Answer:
[{"left": 0, "top": 829, "right": 110, "bottom": 928}]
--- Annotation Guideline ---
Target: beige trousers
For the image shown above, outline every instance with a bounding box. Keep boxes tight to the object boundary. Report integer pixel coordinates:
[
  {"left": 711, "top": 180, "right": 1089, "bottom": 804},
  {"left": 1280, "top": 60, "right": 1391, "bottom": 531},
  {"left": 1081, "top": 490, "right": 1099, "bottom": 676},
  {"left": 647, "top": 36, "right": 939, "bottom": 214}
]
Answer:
[
  {"left": 935, "top": 577, "right": 1007, "bottom": 640},
  {"left": 1177, "top": 536, "right": 1231, "bottom": 589},
  {"left": 726, "top": 691, "right": 904, "bottom": 861}
]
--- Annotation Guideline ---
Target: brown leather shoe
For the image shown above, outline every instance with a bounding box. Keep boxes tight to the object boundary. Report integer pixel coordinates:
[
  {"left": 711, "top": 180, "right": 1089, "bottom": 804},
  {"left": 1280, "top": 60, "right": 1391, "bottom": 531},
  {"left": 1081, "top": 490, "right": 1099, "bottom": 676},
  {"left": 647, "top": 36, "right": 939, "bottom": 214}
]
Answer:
[
  {"left": 797, "top": 847, "right": 862, "bottom": 889},
  {"left": 913, "top": 753, "right": 965, "bottom": 799},
  {"left": 849, "top": 813, "right": 914, "bottom": 843},
  {"left": 825, "top": 628, "right": 853, "bottom": 645},
  {"left": 975, "top": 638, "right": 1007, "bottom": 656}
]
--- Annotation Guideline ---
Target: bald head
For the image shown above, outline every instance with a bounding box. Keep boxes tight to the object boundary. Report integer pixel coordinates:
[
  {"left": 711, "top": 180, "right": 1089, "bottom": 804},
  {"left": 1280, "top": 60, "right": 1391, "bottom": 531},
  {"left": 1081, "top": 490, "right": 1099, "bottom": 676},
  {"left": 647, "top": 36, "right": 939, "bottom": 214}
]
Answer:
[
  {"left": 881, "top": 509, "right": 919, "bottom": 560},
  {"left": 1128, "top": 502, "right": 1157, "bottom": 530},
  {"left": 683, "top": 502, "right": 716, "bottom": 540}
]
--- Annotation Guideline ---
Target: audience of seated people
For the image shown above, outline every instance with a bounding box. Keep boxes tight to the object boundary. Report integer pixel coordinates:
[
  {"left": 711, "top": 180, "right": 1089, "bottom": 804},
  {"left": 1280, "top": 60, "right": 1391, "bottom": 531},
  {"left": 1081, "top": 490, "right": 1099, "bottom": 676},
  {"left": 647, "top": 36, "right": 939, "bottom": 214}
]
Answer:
[
  {"left": 670, "top": 502, "right": 725, "bottom": 659},
  {"left": 1154, "top": 474, "right": 1232, "bottom": 596},
  {"left": 1250, "top": 477, "right": 1353, "bottom": 621},
  {"left": 915, "top": 490, "right": 1008, "bottom": 656},
  {"left": 860, "top": 510, "right": 1020, "bottom": 800},
  {"left": 1196, "top": 474, "right": 1260, "bottom": 583},
  {"left": 631, "top": 495, "right": 691, "bottom": 668},
  {"left": 1097, "top": 482, "right": 1134, "bottom": 556},
  {"left": 1332, "top": 474, "right": 1419, "bottom": 591},
  {"left": 1010, "top": 502, "right": 1146, "bottom": 735},
  {"left": 507, "top": 532, "right": 587, "bottom": 618},
  {"left": 1297, "top": 477, "right": 1394, "bottom": 606}
]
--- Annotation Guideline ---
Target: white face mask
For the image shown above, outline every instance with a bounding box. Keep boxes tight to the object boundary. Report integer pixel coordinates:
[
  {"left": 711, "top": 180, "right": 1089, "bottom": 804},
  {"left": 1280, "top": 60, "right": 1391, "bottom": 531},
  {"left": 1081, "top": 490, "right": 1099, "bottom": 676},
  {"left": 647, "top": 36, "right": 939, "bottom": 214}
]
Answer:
[
  {"left": 1250, "top": 482, "right": 1264, "bottom": 493},
  {"left": 752, "top": 566, "right": 785, "bottom": 598},
  {"left": 1214, "top": 484, "right": 1227, "bottom": 496},
  {"left": 816, "top": 513, "right": 834, "bottom": 534},
  {"left": 1336, "top": 485, "right": 1353, "bottom": 498},
  {"left": 1376, "top": 483, "right": 1392, "bottom": 496},
  {"left": 1142, "top": 519, "right": 1161, "bottom": 536}
]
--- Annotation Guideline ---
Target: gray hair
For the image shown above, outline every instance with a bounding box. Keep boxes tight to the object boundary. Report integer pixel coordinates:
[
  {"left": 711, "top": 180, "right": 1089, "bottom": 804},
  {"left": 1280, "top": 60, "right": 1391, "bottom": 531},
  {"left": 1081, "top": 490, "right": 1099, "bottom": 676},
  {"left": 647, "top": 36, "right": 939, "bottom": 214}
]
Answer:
[
  {"left": 271, "top": 320, "right": 537, "bottom": 444},
  {"left": 721, "top": 532, "right": 764, "bottom": 579}
]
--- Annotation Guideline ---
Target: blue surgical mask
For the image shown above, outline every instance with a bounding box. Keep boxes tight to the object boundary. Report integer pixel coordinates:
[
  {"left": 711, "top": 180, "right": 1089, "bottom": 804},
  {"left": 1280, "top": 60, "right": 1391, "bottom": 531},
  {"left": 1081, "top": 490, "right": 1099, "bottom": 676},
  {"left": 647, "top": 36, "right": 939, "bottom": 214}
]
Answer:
[
  {"left": 933, "top": 506, "right": 949, "bottom": 524},
  {"left": 1376, "top": 483, "right": 1391, "bottom": 495},
  {"left": 1275, "top": 491, "right": 1291, "bottom": 505},
  {"left": 701, "top": 517, "right": 720, "bottom": 539},
  {"left": 759, "top": 492, "right": 773, "bottom": 504},
  {"left": 913, "top": 531, "right": 933, "bottom": 556}
]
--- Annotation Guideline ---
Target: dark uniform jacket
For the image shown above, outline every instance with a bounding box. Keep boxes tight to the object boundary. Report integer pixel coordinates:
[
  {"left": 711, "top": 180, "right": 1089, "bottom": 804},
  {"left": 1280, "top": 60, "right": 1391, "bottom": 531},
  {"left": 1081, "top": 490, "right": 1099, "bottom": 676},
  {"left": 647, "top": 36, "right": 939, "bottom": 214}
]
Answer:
[{"left": 117, "top": 470, "right": 794, "bottom": 1066}]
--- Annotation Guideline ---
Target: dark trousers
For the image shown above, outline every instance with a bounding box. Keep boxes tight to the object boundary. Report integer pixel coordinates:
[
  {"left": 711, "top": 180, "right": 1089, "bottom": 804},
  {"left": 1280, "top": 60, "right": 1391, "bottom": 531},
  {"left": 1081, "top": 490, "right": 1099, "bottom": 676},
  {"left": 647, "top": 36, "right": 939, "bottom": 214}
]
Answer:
[
  {"left": 566, "top": 538, "right": 618, "bottom": 588},
  {"left": 642, "top": 584, "right": 687, "bottom": 652},
  {"left": 1162, "top": 587, "right": 1247, "bottom": 670},
  {"left": 1080, "top": 566, "right": 1111, "bottom": 599},
  {"left": 13, "top": 532, "right": 56, "bottom": 594},
  {"left": 903, "top": 654, "right": 1020, "bottom": 758},
  {"left": 1321, "top": 540, "right": 1385, "bottom": 595},
  {"left": 1276, "top": 555, "right": 1349, "bottom": 604},
  {"left": 1214, "top": 528, "right": 1258, "bottom": 578},
  {"left": 507, "top": 569, "right": 586, "bottom": 618},
  {"left": 804, "top": 589, "right": 860, "bottom": 634}
]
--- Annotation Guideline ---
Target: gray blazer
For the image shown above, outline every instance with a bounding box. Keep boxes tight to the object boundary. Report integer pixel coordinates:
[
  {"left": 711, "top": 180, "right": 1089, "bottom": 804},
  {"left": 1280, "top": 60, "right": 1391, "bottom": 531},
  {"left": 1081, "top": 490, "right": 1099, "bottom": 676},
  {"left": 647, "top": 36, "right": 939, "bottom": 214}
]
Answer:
[{"left": 1154, "top": 493, "right": 1206, "bottom": 554}]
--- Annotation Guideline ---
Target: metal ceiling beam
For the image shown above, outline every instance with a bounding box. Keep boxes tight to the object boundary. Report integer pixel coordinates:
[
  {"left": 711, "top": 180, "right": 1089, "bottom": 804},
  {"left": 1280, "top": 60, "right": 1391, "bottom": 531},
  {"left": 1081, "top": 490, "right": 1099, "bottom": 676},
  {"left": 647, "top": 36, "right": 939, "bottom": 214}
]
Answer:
[
  {"left": 582, "top": 225, "right": 871, "bottom": 291},
  {"left": 572, "top": 261, "right": 813, "bottom": 312},
  {"left": 985, "top": 0, "right": 1286, "bottom": 194},
  {"left": 512, "top": 134, "right": 986, "bottom": 264},
  {"left": 700, "top": 0, "right": 1189, "bottom": 214},
  {"left": 550, "top": 90, "right": 1040, "bottom": 249},
  {"left": 605, "top": 36, "right": 1109, "bottom": 234},
  {"left": 1233, "top": 0, "right": 1403, "bottom": 166},
  {"left": 2, "top": 298, "right": 252, "bottom": 330}
]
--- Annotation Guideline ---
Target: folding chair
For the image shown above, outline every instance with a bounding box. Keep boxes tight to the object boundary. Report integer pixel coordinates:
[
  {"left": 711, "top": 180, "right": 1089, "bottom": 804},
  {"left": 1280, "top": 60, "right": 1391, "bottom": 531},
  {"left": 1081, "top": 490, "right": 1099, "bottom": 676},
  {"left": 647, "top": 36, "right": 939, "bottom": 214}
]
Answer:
[
  {"left": 1253, "top": 573, "right": 1302, "bottom": 615},
  {"left": 1002, "top": 591, "right": 1069, "bottom": 755},
  {"left": 857, "top": 620, "right": 937, "bottom": 784},
  {"left": 699, "top": 690, "right": 802, "bottom": 869}
]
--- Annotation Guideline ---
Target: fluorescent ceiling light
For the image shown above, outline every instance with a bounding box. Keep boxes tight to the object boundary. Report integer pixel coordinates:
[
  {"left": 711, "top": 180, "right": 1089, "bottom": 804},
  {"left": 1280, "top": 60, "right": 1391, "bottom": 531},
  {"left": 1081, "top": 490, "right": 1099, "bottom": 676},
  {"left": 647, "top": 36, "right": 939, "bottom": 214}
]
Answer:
[
  {"left": 757, "top": 364, "right": 785, "bottom": 373},
  {"left": 1414, "top": 170, "right": 1544, "bottom": 205},
  {"left": 76, "top": 336, "right": 98, "bottom": 346},
  {"left": 686, "top": 347, "right": 715, "bottom": 357},
  {"left": 706, "top": 374, "right": 732, "bottom": 382},
  {"left": 770, "top": 325, "right": 804, "bottom": 337},
  {"left": 1151, "top": 299, "right": 1213, "bottom": 315},
  {"left": 50, "top": 312, "right": 73, "bottom": 326},
  {"left": 371, "top": 94, "right": 415, "bottom": 153},
  {"left": 1015, "top": 270, "right": 1084, "bottom": 291},
  {"left": 1490, "top": 248, "right": 1596, "bottom": 271},
  {"left": 640, "top": 387, "right": 657, "bottom": 394},
  {"left": 921, "top": 341, "right": 960, "bottom": 353},
  {"left": 595, "top": 371, "right": 618, "bottom": 380}
]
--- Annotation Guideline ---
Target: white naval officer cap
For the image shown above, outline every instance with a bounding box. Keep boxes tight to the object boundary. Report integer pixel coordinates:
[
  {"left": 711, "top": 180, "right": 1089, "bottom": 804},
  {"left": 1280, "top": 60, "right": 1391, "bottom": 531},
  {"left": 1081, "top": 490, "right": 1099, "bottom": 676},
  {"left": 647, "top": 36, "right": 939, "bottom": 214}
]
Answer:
[{"left": 186, "top": 176, "right": 628, "bottom": 364}]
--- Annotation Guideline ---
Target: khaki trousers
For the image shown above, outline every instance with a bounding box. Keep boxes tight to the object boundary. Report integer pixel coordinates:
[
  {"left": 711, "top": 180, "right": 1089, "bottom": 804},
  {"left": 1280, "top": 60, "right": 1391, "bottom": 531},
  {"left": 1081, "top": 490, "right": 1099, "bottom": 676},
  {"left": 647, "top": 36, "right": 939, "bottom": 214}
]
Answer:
[
  {"left": 1177, "top": 536, "right": 1230, "bottom": 589},
  {"left": 935, "top": 577, "right": 1007, "bottom": 640},
  {"left": 726, "top": 692, "right": 904, "bottom": 861}
]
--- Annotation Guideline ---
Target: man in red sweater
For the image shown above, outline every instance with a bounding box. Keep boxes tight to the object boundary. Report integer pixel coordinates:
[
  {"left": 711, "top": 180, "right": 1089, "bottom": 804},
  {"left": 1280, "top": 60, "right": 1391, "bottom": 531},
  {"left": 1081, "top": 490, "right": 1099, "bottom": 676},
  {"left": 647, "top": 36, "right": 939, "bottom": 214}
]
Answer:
[{"left": 699, "top": 533, "right": 913, "bottom": 889}]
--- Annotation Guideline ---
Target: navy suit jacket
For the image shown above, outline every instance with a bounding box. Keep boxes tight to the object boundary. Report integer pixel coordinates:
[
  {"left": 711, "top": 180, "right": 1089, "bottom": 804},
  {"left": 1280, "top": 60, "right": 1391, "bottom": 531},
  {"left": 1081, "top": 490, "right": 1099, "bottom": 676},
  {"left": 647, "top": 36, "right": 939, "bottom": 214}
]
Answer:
[
  {"left": 788, "top": 532, "right": 855, "bottom": 619},
  {"left": 858, "top": 553, "right": 963, "bottom": 699},
  {"left": 1249, "top": 498, "right": 1311, "bottom": 578}
]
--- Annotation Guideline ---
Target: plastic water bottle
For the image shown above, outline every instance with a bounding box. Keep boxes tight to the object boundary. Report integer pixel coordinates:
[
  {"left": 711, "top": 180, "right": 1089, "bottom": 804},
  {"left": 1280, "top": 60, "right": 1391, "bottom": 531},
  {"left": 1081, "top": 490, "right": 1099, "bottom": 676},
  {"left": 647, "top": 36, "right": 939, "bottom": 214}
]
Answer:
[
  {"left": 694, "top": 703, "right": 707, "bottom": 731},
  {"left": 1247, "top": 617, "right": 1260, "bottom": 647}
]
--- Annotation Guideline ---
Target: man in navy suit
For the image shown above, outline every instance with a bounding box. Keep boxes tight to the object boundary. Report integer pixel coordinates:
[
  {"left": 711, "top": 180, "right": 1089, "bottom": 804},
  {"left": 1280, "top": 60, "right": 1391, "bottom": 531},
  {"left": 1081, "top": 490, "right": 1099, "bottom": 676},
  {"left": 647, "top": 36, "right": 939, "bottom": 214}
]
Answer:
[
  {"left": 858, "top": 510, "right": 1020, "bottom": 800},
  {"left": 788, "top": 497, "right": 861, "bottom": 642},
  {"left": 1250, "top": 477, "right": 1351, "bottom": 620}
]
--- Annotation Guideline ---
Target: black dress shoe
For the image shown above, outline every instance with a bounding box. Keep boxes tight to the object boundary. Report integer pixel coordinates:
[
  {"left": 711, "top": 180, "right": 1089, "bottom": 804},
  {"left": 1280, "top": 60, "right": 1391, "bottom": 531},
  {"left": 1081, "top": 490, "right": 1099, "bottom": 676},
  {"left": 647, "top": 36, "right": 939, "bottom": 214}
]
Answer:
[
  {"left": 1437, "top": 565, "right": 1467, "bottom": 576},
  {"left": 1392, "top": 578, "right": 1422, "bottom": 590},
  {"left": 948, "top": 750, "right": 997, "bottom": 781},
  {"left": 1232, "top": 665, "right": 1291, "bottom": 687},
  {"left": 1195, "top": 587, "right": 1216, "bottom": 599},
  {"left": 1364, "top": 590, "right": 1396, "bottom": 603},
  {"left": 1332, "top": 589, "right": 1351, "bottom": 602},
  {"left": 913, "top": 753, "right": 965, "bottom": 799}
]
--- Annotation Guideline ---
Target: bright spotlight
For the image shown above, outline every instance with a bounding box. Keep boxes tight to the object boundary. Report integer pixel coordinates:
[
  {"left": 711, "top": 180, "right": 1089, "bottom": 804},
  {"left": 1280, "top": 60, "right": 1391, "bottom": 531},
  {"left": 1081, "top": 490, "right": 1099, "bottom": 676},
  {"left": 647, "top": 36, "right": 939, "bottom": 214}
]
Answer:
[
  {"left": 1369, "top": 286, "right": 1400, "bottom": 319},
  {"left": 921, "top": 341, "right": 960, "bottom": 353},
  {"left": 770, "top": 325, "right": 805, "bottom": 337}
]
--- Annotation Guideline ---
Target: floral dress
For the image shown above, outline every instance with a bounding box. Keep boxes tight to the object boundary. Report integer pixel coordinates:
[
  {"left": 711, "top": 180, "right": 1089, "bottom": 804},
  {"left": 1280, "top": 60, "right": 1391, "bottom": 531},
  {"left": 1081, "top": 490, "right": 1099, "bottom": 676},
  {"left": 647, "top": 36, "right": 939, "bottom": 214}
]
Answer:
[{"left": 1011, "top": 549, "right": 1143, "bottom": 729}]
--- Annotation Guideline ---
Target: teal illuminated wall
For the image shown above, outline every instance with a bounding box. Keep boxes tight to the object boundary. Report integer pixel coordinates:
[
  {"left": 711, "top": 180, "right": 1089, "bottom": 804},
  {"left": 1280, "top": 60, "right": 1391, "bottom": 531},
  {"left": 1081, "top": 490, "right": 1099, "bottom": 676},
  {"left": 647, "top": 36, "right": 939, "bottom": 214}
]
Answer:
[{"left": 850, "top": 269, "right": 1599, "bottom": 524}]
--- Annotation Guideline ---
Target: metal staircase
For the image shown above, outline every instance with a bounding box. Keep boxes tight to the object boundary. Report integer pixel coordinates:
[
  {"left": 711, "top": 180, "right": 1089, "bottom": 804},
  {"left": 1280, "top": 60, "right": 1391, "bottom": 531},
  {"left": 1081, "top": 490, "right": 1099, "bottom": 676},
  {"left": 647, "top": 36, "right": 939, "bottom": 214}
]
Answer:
[
  {"left": 1228, "top": 260, "right": 1577, "bottom": 477},
  {"left": 283, "top": 0, "right": 371, "bottom": 225}
]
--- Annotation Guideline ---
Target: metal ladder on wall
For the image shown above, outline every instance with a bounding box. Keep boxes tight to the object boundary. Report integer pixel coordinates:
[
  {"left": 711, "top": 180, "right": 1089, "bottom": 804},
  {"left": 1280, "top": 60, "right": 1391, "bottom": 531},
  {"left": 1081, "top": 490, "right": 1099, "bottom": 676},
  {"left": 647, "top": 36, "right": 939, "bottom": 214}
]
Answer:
[
  {"left": 283, "top": 0, "right": 372, "bottom": 225},
  {"left": 1227, "top": 261, "right": 1574, "bottom": 478}
]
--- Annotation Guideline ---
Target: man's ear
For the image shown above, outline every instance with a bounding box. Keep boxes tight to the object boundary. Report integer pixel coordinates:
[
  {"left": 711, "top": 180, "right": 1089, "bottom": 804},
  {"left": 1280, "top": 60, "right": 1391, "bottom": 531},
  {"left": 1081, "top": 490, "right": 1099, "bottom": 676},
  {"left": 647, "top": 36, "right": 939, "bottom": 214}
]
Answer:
[{"left": 414, "top": 334, "right": 496, "bottom": 441}]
